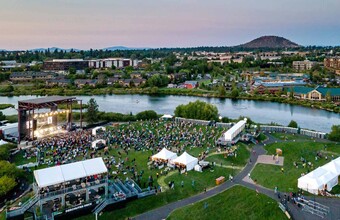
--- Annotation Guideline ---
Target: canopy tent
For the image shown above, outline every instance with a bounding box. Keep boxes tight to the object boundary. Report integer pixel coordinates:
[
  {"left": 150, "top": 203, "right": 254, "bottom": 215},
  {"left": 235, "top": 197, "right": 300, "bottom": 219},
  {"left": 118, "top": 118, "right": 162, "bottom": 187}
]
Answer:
[
  {"left": 92, "top": 126, "right": 106, "bottom": 136},
  {"left": 323, "top": 159, "right": 340, "bottom": 176},
  {"left": 34, "top": 157, "right": 108, "bottom": 188},
  {"left": 161, "top": 114, "right": 173, "bottom": 120},
  {"left": 91, "top": 139, "right": 106, "bottom": 149},
  {"left": 298, "top": 167, "right": 338, "bottom": 195},
  {"left": 173, "top": 152, "right": 198, "bottom": 171},
  {"left": 0, "top": 139, "right": 9, "bottom": 146},
  {"left": 151, "top": 148, "right": 177, "bottom": 161}
]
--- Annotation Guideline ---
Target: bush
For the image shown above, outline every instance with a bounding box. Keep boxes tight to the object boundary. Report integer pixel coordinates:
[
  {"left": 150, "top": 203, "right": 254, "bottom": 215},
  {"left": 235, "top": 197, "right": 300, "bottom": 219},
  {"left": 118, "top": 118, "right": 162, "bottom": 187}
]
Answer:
[
  {"left": 288, "top": 120, "right": 298, "bottom": 128},
  {"left": 328, "top": 125, "right": 340, "bottom": 141}
]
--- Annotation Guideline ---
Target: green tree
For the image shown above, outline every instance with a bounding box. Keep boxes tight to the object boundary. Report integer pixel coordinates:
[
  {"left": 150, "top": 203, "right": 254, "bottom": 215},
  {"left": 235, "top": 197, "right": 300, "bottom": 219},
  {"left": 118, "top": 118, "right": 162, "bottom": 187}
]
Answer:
[
  {"left": 136, "top": 110, "right": 158, "bottom": 120},
  {"left": 0, "top": 175, "right": 16, "bottom": 197},
  {"left": 85, "top": 98, "right": 99, "bottom": 125},
  {"left": 326, "top": 91, "right": 332, "bottom": 102},
  {"left": 218, "top": 85, "right": 226, "bottom": 97},
  {"left": 230, "top": 88, "right": 239, "bottom": 99},
  {"left": 328, "top": 125, "right": 340, "bottom": 141},
  {"left": 69, "top": 67, "right": 76, "bottom": 75},
  {"left": 288, "top": 120, "right": 298, "bottom": 128},
  {"left": 174, "top": 100, "right": 218, "bottom": 120}
]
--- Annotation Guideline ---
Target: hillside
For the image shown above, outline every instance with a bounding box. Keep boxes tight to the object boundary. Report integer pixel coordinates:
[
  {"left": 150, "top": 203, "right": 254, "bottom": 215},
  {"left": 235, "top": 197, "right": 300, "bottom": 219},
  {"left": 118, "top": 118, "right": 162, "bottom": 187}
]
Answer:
[{"left": 239, "top": 36, "right": 300, "bottom": 48}]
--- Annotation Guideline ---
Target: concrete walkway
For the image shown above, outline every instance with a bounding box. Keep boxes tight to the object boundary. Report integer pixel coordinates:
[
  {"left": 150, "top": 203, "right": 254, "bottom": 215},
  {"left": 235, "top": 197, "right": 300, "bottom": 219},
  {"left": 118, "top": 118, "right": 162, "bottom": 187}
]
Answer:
[
  {"left": 257, "top": 155, "right": 284, "bottom": 166},
  {"left": 133, "top": 134, "right": 340, "bottom": 220}
]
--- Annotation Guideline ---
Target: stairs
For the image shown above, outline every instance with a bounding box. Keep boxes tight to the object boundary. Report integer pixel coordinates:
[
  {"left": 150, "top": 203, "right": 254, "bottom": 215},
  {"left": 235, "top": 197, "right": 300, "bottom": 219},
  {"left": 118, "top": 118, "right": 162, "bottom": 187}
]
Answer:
[{"left": 7, "top": 194, "right": 39, "bottom": 218}]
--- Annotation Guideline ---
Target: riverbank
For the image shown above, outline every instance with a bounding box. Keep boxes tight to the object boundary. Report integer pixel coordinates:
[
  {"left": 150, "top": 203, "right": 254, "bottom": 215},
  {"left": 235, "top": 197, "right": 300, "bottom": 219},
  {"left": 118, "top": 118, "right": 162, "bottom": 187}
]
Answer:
[{"left": 0, "top": 87, "right": 339, "bottom": 113}]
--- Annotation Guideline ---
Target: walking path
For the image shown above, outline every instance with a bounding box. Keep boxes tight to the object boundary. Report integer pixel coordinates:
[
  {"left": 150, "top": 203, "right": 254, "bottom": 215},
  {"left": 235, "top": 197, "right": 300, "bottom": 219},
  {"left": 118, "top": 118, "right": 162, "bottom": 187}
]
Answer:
[{"left": 134, "top": 134, "right": 340, "bottom": 220}]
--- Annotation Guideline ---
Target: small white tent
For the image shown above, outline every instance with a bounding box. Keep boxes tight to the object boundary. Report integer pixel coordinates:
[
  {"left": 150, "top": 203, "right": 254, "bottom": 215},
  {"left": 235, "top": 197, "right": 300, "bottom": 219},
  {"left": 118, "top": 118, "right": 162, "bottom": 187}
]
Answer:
[
  {"left": 161, "top": 114, "right": 173, "bottom": 120},
  {"left": 151, "top": 148, "right": 177, "bottom": 161},
  {"left": 91, "top": 139, "right": 106, "bottom": 149},
  {"left": 173, "top": 152, "right": 198, "bottom": 171},
  {"left": 0, "top": 139, "right": 9, "bottom": 146},
  {"left": 92, "top": 126, "right": 106, "bottom": 136}
]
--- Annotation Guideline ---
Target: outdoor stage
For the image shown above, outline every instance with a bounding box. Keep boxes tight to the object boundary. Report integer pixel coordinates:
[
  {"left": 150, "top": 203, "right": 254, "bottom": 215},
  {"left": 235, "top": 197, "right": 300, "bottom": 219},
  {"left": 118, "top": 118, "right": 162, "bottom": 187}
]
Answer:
[{"left": 17, "top": 96, "right": 83, "bottom": 142}]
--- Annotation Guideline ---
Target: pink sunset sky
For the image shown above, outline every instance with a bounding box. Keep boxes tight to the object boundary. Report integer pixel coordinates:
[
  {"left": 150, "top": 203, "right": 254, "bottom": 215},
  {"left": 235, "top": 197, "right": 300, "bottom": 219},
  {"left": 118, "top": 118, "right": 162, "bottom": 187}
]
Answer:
[{"left": 1, "top": 0, "right": 340, "bottom": 50}]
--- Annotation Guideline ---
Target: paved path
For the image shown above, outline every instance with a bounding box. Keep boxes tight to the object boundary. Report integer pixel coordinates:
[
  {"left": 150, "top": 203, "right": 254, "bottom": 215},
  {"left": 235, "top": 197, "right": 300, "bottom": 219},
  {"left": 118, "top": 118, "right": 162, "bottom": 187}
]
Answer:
[
  {"left": 133, "top": 134, "right": 340, "bottom": 220},
  {"left": 257, "top": 155, "right": 284, "bottom": 166}
]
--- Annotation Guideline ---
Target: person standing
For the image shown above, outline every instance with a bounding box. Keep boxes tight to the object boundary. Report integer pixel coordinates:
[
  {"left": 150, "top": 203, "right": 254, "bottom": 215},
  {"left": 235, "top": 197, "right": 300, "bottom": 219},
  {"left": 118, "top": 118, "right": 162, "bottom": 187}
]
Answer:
[{"left": 181, "top": 180, "right": 184, "bottom": 188}]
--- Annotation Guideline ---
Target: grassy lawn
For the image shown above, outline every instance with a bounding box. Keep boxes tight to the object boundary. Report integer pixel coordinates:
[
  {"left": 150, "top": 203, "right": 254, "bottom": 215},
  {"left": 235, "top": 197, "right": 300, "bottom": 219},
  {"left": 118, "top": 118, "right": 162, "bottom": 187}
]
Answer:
[
  {"left": 11, "top": 151, "right": 36, "bottom": 166},
  {"left": 205, "top": 143, "right": 250, "bottom": 168},
  {"left": 167, "top": 185, "right": 286, "bottom": 220},
  {"left": 270, "top": 132, "right": 315, "bottom": 141},
  {"left": 76, "top": 167, "right": 232, "bottom": 220},
  {"left": 251, "top": 141, "right": 340, "bottom": 192}
]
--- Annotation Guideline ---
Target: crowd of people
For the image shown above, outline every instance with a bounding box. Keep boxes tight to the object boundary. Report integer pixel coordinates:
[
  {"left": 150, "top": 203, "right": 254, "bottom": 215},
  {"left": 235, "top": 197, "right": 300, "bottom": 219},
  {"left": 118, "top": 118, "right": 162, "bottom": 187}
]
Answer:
[{"left": 18, "top": 119, "right": 223, "bottom": 187}]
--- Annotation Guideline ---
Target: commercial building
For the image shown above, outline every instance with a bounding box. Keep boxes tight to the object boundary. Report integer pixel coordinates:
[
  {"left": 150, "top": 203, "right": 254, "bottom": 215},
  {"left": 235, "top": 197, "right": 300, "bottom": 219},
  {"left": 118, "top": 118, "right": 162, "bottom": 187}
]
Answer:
[
  {"left": 88, "top": 58, "right": 139, "bottom": 69},
  {"left": 324, "top": 57, "right": 340, "bottom": 75},
  {"left": 10, "top": 71, "right": 57, "bottom": 82},
  {"left": 287, "top": 86, "right": 340, "bottom": 101},
  {"left": 43, "top": 59, "right": 88, "bottom": 73},
  {"left": 293, "top": 60, "right": 317, "bottom": 72}
]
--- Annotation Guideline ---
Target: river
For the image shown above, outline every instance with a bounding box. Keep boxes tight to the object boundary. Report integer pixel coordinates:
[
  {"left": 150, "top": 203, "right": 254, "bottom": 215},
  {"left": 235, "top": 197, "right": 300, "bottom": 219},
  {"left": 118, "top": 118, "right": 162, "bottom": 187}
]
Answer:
[{"left": 0, "top": 95, "right": 339, "bottom": 133}]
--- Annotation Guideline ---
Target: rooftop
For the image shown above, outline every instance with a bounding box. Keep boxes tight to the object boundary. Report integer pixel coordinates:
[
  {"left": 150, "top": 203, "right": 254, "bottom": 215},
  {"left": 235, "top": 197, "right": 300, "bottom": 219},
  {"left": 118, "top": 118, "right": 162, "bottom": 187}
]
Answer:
[{"left": 19, "top": 96, "right": 76, "bottom": 105}]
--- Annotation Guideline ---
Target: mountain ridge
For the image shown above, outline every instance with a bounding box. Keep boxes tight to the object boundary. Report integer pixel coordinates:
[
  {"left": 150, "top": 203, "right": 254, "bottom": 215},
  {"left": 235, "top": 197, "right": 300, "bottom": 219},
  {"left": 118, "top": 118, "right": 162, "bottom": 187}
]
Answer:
[{"left": 238, "top": 36, "right": 300, "bottom": 48}]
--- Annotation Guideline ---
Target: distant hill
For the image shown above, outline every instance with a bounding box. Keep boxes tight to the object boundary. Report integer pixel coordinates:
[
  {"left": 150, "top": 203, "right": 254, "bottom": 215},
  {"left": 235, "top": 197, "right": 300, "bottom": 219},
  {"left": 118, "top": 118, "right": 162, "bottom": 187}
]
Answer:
[
  {"left": 102, "top": 46, "right": 150, "bottom": 51},
  {"left": 30, "top": 47, "right": 81, "bottom": 52},
  {"left": 239, "top": 36, "right": 300, "bottom": 49}
]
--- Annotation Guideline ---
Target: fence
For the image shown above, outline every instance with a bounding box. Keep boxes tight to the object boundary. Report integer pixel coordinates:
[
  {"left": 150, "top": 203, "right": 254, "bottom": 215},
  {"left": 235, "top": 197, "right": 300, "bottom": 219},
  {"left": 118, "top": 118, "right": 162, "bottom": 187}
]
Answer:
[
  {"left": 261, "top": 126, "right": 327, "bottom": 139},
  {"left": 174, "top": 117, "right": 232, "bottom": 128}
]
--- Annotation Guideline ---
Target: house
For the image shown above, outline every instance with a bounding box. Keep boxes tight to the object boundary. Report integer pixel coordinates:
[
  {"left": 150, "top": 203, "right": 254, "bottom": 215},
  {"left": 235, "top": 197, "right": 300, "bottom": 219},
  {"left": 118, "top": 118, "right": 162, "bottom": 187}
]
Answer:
[
  {"left": 167, "top": 83, "right": 177, "bottom": 88},
  {"left": 107, "top": 77, "right": 121, "bottom": 85},
  {"left": 184, "top": 81, "right": 198, "bottom": 89},
  {"left": 46, "top": 78, "right": 71, "bottom": 87},
  {"left": 74, "top": 79, "right": 98, "bottom": 88},
  {"left": 122, "top": 78, "right": 146, "bottom": 87},
  {"left": 130, "top": 72, "right": 143, "bottom": 79}
]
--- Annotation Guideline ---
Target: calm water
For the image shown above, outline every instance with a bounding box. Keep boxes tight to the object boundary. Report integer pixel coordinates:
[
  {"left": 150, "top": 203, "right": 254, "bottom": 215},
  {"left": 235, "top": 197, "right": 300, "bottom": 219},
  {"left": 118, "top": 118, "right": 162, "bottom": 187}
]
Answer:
[{"left": 1, "top": 94, "right": 339, "bottom": 133}]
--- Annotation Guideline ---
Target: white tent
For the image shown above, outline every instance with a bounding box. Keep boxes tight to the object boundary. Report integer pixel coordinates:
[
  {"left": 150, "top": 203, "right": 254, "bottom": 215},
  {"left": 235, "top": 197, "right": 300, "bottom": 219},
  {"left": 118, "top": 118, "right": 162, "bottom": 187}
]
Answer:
[
  {"left": 161, "top": 114, "right": 173, "bottom": 120},
  {"left": 0, "top": 139, "right": 9, "bottom": 146},
  {"left": 298, "top": 167, "right": 338, "bottom": 195},
  {"left": 92, "top": 126, "right": 106, "bottom": 136},
  {"left": 91, "top": 139, "right": 106, "bottom": 149},
  {"left": 173, "top": 152, "right": 198, "bottom": 171},
  {"left": 34, "top": 157, "right": 107, "bottom": 188},
  {"left": 151, "top": 148, "right": 177, "bottom": 161}
]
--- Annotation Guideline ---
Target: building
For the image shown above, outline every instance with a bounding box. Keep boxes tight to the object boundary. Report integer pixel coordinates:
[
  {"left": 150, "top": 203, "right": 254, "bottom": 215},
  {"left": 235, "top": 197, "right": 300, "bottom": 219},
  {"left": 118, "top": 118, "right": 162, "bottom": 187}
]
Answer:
[
  {"left": 88, "top": 58, "right": 139, "bottom": 69},
  {"left": 217, "top": 118, "right": 247, "bottom": 145},
  {"left": 324, "top": 57, "right": 340, "bottom": 75},
  {"left": 287, "top": 86, "right": 340, "bottom": 101},
  {"left": 10, "top": 72, "right": 57, "bottom": 82},
  {"left": 184, "top": 81, "right": 198, "bottom": 89},
  {"left": 122, "top": 78, "right": 146, "bottom": 87},
  {"left": 74, "top": 79, "right": 98, "bottom": 88},
  {"left": 43, "top": 59, "right": 88, "bottom": 73},
  {"left": 293, "top": 60, "right": 317, "bottom": 72},
  {"left": 46, "top": 78, "right": 71, "bottom": 87}
]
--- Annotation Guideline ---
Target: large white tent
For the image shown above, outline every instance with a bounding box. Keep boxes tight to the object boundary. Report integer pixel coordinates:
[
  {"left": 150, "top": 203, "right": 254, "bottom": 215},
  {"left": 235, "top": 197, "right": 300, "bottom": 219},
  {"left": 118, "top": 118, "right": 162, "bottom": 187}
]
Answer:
[
  {"left": 34, "top": 157, "right": 107, "bottom": 188},
  {"left": 92, "top": 126, "right": 106, "bottom": 136},
  {"left": 298, "top": 158, "right": 340, "bottom": 195},
  {"left": 0, "top": 139, "right": 9, "bottom": 146},
  {"left": 173, "top": 152, "right": 198, "bottom": 171},
  {"left": 151, "top": 148, "right": 177, "bottom": 161},
  {"left": 161, "top": 114, "right": 173, "bottom": 120}
]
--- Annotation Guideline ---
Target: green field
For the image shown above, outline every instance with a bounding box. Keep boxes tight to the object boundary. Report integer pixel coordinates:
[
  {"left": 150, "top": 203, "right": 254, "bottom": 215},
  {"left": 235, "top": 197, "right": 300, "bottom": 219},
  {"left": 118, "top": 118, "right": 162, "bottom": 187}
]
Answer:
[
  {"left": 270, "top": 132, "right": 315, "bottom": 141},
  {"left": 251, "top": 141, "right": 340, "bottom": 192},
  {"left": 167, "top": 185, "right": 286, "bottom": 220}
]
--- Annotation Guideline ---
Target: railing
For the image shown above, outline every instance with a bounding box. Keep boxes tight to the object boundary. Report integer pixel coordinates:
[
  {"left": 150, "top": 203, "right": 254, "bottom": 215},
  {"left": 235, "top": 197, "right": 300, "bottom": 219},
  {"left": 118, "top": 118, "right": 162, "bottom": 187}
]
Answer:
[
  {"left": 40, "top": 179, "right": 107, "bottom": 199},
  {"left": 137, "top": 189, "right": 156, "bottom": 198},
  {"left": 7, "top": 194, "right": 39, "bottom": 217}
]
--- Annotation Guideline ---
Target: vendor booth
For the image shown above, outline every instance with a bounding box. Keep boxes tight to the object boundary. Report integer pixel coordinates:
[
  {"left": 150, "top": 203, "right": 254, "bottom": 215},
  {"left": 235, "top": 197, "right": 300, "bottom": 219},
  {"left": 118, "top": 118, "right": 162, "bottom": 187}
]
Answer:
[
  {"left": 0, "top": 139, "right": 9, "bottom": 146},
  {"left": 92, "top": 126, "right": 106, "bottom": 136},
  {"left": 91, "top": 139, "right": 106, "bottom": 150},
  {"left": 173, "top": 152, "right": 198, "bottom": 171},
  {"left": 151, "top": 148, "right": 177, "bottom": 161}
]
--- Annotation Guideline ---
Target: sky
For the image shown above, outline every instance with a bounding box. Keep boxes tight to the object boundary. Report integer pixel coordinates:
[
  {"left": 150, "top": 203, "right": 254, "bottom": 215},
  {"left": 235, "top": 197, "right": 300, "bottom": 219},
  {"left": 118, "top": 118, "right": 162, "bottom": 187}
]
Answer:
[{"left": 1, "top": 0, "right": 340, "bottom": 50}]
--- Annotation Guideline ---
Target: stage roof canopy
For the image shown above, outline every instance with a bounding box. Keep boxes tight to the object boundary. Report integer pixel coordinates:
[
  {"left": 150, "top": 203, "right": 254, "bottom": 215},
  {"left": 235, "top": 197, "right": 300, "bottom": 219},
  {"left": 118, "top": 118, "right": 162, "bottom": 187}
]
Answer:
[
  {"left": 18, "top": 96, "right": 76, "bottom": 110},
  {"left": 34, "top": 157, "right": 107, "bottom": 188}
]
